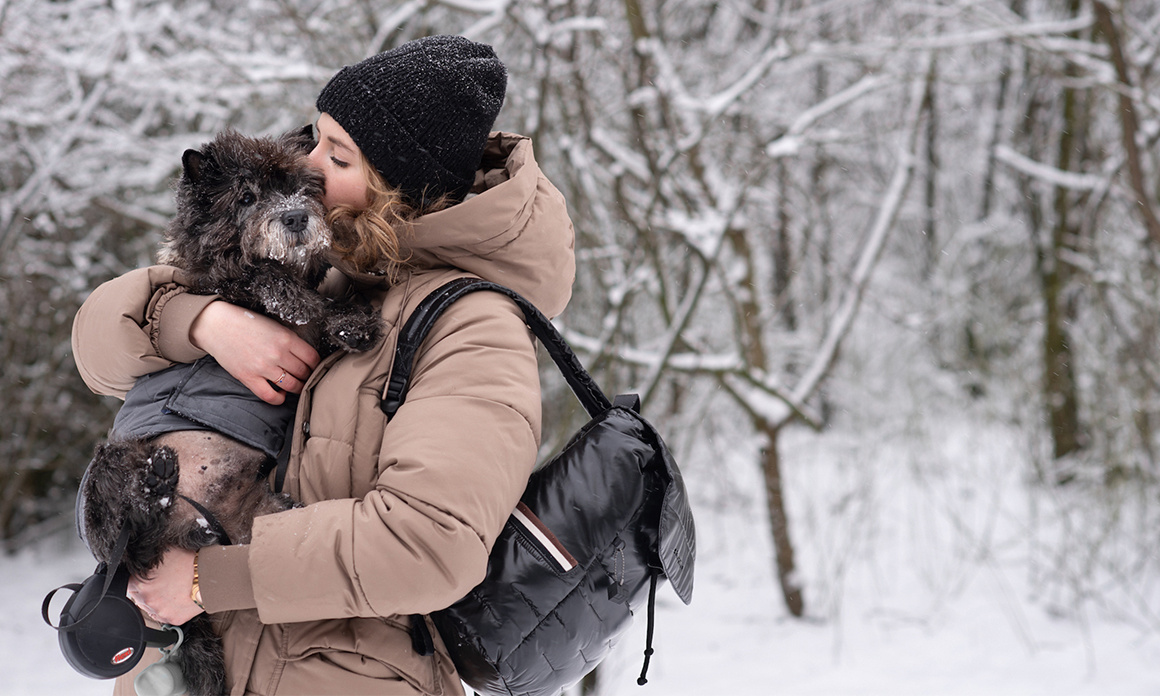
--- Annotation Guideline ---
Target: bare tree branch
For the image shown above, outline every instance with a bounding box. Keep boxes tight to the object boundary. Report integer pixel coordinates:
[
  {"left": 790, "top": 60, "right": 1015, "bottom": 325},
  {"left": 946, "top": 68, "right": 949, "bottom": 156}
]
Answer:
[
  {"left": 1091, "top": 0, "right": 1160, "bottom": 245},
  {"left": 787, "top": 67, "right": 930, "bottom": 417}
]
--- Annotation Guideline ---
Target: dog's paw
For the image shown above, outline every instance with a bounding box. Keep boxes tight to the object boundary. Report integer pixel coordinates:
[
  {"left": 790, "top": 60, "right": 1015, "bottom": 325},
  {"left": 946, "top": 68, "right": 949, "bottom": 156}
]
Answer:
[
  {"left": 144, "top": 445, "right": 180, "bottom": 509},
  {"left": 335, "top": 323, "right": 382, "bottom": 352},
  {"left": 326, "top": 303, "right": 383, "bottom": 352}
]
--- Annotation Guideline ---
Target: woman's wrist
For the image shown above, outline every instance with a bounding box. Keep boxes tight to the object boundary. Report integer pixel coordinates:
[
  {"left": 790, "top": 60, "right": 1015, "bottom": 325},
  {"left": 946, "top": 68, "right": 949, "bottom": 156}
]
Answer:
[
  {"left": 197, "top": 545, "right": 258, "bottom": 612},
  {"left": 189, "top": 299, "right": 224, "bottom": 352},
  {"left": 183, "top": 299, "right": 321, "bottom": 405}
]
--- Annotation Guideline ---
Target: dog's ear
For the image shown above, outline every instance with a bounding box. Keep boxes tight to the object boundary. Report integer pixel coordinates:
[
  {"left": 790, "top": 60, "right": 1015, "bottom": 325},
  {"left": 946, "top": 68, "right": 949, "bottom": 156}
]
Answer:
[
  {"left": 298, "top": 123, "right": 315, "bottom": 143},
  {"left": 182, "top": 149, "right": 206, "bottom": 183},
  {"left": 283, "top": 124, "right": 316, "bottom": 154}
]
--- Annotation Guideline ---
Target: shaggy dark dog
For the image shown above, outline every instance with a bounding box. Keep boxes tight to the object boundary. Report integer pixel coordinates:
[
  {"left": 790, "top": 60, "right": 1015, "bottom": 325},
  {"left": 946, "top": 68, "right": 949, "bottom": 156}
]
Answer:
[
  {"left": 160, "top": 126, "right": 381, "bottom": 353},
  {"left": 79, "top": 128, "right": 380, "bottom": 696}
]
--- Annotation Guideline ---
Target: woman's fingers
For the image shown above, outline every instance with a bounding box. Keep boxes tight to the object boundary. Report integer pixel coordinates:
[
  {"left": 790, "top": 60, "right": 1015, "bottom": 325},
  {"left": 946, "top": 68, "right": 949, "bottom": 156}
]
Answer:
[
  {"left": 244, "top": 373, "right": 287, "bottom": 405},
  {"left": 278, "top": 349, "right": 318, "bottom": 387},
  {"left": 126, "top": 548, "right": 203, "bottom": 626},
  {"left": 190, "top": 301, "right": 320, "bottom": 404}
]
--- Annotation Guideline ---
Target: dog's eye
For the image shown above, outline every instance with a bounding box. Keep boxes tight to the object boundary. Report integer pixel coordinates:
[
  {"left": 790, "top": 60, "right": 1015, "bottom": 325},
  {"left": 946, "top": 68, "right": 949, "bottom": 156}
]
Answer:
[{"left": 240, "top": 192, "right": 256, "bottom": 206}]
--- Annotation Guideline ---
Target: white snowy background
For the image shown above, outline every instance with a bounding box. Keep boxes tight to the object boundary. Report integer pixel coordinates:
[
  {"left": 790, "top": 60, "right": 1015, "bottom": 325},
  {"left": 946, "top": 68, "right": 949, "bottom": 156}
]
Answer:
[{"left": 5, "top": 1, "right": 1160, "bottom": 695}]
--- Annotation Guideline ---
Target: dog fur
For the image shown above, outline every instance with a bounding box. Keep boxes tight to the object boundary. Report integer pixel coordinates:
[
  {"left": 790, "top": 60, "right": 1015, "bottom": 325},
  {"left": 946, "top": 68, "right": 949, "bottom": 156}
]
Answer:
[
  {"left": 160, "top": 126, "right": 381, "bottom": 354},
  {"left": 81, "top": 128, "right": 381, "bottom": 696}
]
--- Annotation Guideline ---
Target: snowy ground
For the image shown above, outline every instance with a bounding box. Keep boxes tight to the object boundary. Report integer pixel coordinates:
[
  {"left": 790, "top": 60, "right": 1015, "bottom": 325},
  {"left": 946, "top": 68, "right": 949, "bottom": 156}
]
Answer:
[{"left": 7, "top": 417, "right": 1160, "bottom": 696}]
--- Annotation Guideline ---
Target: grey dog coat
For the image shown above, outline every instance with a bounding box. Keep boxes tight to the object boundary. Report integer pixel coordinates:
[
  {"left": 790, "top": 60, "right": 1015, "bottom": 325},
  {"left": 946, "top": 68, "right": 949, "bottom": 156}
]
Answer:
[
  {"left": 109, "top": 356, "right": 295, "bottom": 459},
  {"left": 76, "top": 357, "right": 296, "bottom": 546}
]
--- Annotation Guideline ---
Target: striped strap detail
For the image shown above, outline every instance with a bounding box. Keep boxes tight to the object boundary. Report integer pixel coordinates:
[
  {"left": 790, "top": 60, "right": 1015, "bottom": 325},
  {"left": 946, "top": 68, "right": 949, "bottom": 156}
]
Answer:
[{"left": 512, "top": 502, "right": 577, "bottom": 572}]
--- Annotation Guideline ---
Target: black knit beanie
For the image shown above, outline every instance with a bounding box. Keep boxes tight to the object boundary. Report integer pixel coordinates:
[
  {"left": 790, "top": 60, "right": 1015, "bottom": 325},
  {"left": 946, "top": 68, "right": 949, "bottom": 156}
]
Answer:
[{"left": 316, "top": 35, "right": 507, "bottom": 208}]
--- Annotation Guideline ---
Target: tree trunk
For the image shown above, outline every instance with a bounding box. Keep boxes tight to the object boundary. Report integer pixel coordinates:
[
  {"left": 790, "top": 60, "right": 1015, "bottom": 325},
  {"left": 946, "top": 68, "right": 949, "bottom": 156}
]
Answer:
[
  {"left": 774, "top": 161, "right": 797, "bottom": 331},
  {"left": 978, "top": 44, "right": 1012, "bottom": 221},
  {"left": 760, "top": 423, "right": 804, "bottom": 617},
  {"left": 1042, "top": 0, "right": 1085, "bottom": 464},
  {"left": 1042, "top": 261, "right": 1082, "bottom": 462},
  {"left": 1092, "top": 1, "right": 1160, "bottom": 245},
  {"left": 921, "top": 52, "right": 940, "bottom": 278}
]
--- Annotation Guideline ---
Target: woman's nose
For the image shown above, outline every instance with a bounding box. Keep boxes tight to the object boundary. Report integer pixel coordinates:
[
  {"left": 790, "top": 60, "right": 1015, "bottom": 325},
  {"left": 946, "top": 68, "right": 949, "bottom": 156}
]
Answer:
[{"left": 307, "top": 145, "right": 325, "bottom": 171}]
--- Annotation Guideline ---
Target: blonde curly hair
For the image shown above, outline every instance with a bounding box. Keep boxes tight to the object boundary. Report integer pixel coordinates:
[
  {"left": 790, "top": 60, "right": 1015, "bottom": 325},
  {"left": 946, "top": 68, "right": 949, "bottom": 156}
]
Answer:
[{"left": 326, "top": 150, "right": 449, "bottom": 277}]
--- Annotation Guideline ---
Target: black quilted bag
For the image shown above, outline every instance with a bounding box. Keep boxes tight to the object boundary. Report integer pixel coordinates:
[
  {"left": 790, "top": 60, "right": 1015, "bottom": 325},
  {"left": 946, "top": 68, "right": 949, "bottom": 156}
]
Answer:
[{"left": 381, "top": 278, "right": 696, "bottom": 696}]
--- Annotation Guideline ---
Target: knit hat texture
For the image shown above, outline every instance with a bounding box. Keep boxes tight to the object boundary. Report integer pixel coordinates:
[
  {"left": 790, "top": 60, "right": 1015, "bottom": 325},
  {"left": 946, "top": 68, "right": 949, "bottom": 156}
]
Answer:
[{"left": 316, "top": 35, "right": 507, "bottom": 208}]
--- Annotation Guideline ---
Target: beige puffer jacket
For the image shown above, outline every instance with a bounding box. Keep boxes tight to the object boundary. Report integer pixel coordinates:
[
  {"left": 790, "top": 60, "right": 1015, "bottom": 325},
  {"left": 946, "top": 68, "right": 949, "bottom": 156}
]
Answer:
[{"left": 72, "top": 133, "right": 575, "bottom": 696}]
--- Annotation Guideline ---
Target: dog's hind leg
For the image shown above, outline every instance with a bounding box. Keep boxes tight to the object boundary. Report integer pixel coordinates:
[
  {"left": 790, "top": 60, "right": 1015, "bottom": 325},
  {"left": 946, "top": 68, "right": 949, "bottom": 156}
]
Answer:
[
  {"left": 129, "top": 444, "right": 184, "bottom": 575},
  {"left": 145, "top": 445, "right": 180, "bottom": 507},
  {"left": 174, "top": 615, "right": 225, "bottom": 696},
  {"left": 86, "top": 440, "right": 183, "bottom": 577}
]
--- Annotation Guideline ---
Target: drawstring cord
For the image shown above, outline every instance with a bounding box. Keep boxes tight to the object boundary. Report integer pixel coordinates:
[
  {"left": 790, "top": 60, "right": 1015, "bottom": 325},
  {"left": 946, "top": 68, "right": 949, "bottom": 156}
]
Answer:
[
  {"left": 637, "top": 571, "right": 659, "bottom": 686},
  {"left": 410, "top": 614, "right": 435, "bottom": 656}
]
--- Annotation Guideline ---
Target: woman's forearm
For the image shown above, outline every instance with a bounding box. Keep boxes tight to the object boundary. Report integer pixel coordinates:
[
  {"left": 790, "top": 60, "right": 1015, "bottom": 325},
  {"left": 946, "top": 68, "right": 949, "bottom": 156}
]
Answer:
[
  {"left": 73, "top": 266, "right": 318, "bottom": 403},
  {"left": 71, "top": 266, "right": 212, "bottom": 398}
]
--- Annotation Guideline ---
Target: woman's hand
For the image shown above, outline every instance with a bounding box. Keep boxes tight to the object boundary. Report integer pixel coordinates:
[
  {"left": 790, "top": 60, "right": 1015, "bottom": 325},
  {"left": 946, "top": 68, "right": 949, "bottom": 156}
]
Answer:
[
  {"left": 190, "top": 301, "right": 320, "bottom": 404},
  {"left": 126, "top": 547, "right": 204, "bottom": 626}
]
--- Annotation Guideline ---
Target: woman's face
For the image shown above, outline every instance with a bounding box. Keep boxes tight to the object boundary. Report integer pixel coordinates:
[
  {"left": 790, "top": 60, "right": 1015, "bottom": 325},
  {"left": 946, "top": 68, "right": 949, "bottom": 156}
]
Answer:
[{"left": 309, "top": 113, "right": 369, "bottom": 212}]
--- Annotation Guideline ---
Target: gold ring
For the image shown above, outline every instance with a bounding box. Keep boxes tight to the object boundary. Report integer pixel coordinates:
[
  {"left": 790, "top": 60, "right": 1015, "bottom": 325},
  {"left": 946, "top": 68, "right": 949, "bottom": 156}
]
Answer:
[{"left": 276, "top": 371, "right": 286, "bottom": 385}]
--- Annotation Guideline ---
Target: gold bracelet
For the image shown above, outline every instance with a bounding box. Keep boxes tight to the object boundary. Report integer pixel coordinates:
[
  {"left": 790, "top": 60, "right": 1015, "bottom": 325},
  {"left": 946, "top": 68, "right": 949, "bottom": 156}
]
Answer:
[{"left": 191, "top": 551, "right": 204, "bottom": 610}]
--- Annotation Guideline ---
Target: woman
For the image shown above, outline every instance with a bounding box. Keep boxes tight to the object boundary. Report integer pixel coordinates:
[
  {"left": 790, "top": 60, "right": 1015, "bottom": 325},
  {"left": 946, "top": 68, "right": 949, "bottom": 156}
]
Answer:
[{"left": 72, "top": 35, "right": 575, "bottom": 695}]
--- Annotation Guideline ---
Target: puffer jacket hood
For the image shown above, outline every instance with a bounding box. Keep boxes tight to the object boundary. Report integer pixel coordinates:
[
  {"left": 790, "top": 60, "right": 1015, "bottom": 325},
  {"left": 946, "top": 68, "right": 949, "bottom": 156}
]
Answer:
[{"left": 340, "top": 132, "right": 575, "bottom": 319}]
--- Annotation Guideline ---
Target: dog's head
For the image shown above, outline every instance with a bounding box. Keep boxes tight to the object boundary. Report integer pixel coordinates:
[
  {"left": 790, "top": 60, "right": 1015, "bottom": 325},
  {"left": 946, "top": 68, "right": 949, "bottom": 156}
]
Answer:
[{"left": 160, "top": 127, "right": 329, "bottom": 287}]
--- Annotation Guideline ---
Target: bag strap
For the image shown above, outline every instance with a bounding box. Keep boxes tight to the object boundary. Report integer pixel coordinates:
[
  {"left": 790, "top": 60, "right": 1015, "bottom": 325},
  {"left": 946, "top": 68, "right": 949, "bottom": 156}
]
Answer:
[
  {"left": 381, "top": 277, "right": 615, "bottom": 419},
  {"left": 41, "top": 524, "right": 130, "bottom": 633},
  {"left": 177, "top": 494, "right": 233, "bottom": 546},
  {"left": 383, "top": 277, "right": 627, "bottom": 660}
]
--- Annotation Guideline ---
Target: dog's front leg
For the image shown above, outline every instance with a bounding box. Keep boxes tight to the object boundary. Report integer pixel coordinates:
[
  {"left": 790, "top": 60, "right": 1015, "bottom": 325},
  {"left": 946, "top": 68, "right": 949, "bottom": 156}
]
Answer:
[
  {"left": 324, "top": 295, "right": 383, "bottom": 352},
  {"left": 217, "top": 264, "right": 329, "bottom": 335}
]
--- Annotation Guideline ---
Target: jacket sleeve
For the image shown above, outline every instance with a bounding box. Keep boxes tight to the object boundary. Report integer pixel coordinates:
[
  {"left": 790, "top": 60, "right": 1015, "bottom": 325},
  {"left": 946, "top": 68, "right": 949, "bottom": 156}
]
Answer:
[
  {"left": 247, "top": 291, "right": 542, "bottom": 622},
  {"left": 72, "top": 266, "right": 215, "bottom": 398}
]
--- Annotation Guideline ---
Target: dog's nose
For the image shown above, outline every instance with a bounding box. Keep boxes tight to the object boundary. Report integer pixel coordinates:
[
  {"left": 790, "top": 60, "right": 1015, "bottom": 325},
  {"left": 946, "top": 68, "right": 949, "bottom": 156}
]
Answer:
[{"left": 281, "top": 209, "right": 310, "bottom": 235}]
